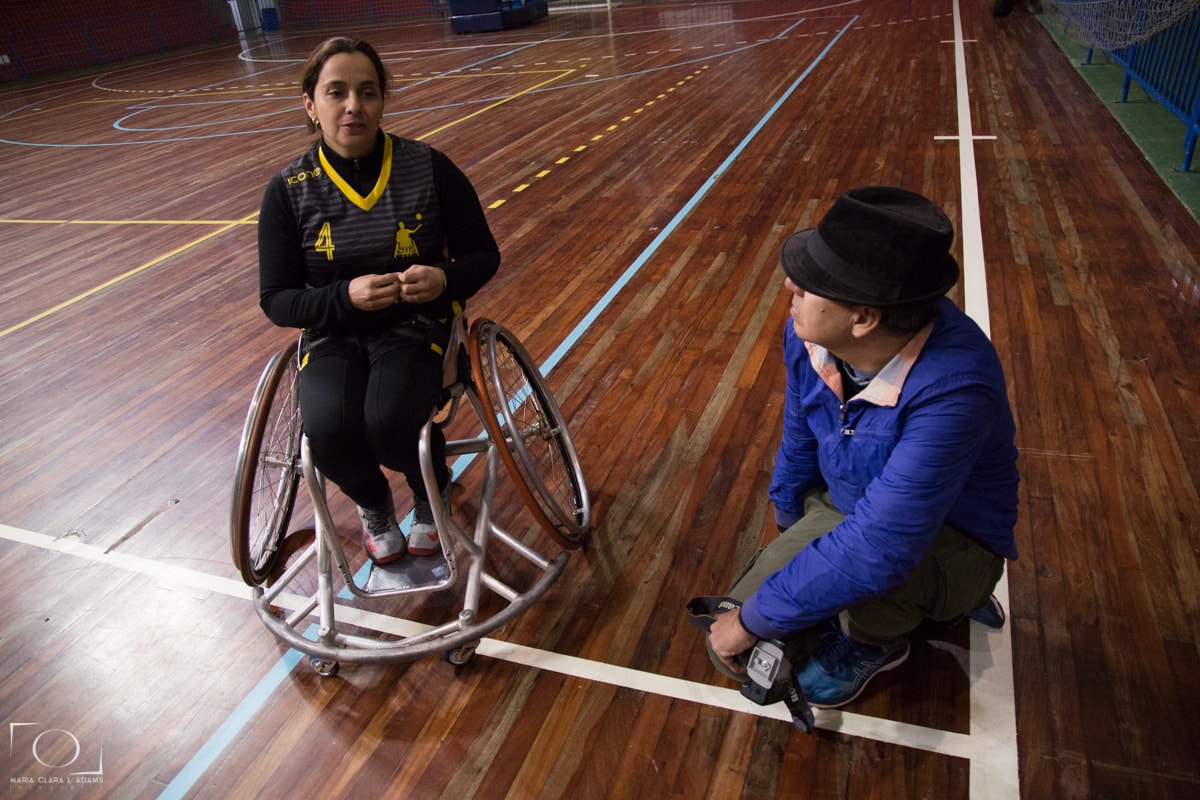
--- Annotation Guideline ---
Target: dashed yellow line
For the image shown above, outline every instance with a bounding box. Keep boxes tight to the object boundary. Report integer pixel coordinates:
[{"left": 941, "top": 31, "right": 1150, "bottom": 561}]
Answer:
[
  {"left": 4, "top": 64, "right": 710, "bottom": 321},
  {"left": 4, "top": 70, "right": 582, "bottom": 335},
  {"left": 488, "top": 65, "right": 709, "bottom": 210},
  {"left": 417, "top": 69, "right": 575, "bottom": 140}
]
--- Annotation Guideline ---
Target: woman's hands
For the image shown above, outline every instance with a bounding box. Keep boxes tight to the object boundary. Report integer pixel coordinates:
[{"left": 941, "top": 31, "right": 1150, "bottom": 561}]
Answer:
[
  {"left": 348, "top": 273, "right": 401, "bottom": 310},
  {"left": 348, "top": 265, "right": 445, "bottom": 311},
  {"left": 396, "top": 264, "right": 446, "bottom": 304}
]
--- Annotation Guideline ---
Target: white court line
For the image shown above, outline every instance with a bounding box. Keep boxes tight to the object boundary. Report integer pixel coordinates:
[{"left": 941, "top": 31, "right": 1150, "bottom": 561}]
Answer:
[
  {"left": 951, "top": 0, "right": 993, "bottom": 338},
  {"left": 2, "top": 2, "right": 1020, "bottom": 791},
  {"left": 0, "top": 521, "right": 1003, "bottom": 765},
  {"left": 950, "top": 0, "right": 1020, "bottom": 796}
]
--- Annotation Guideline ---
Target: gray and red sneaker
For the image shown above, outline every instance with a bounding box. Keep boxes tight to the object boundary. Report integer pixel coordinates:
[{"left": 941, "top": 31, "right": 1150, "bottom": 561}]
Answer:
[{"left": 357, "top": 499, "right": 406, "bottom": 564}]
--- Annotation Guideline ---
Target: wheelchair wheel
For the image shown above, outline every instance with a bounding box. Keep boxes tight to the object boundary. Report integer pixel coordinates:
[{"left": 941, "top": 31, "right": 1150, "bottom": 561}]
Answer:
[
  {"left": 469, "top": 319, "right": 590, "bottom": 548},
  {"left": 231, "top": 342, "right": 303, "bottom": 586}
]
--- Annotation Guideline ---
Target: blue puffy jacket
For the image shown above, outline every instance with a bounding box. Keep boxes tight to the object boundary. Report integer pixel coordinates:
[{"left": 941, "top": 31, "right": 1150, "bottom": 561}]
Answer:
[{"left": 741, "top": 298, "right": 1019, "bottom": 640}]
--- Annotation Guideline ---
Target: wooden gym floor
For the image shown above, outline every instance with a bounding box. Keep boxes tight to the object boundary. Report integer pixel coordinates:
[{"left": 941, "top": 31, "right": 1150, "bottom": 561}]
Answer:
[{"left": 1, "top": 1, "right": 1198, "bottom": 797}]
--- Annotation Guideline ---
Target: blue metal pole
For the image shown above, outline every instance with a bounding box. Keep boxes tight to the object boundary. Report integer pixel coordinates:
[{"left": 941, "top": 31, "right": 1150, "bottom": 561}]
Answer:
[
  {"left": 84, "top": 21, "right": 101, "bottom": 68},
  {"left": 1182, "top": 78, "right": 1199, "bottom": 172}
]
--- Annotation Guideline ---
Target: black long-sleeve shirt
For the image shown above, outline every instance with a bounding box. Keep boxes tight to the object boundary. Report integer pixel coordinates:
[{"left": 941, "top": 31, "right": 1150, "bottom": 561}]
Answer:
[{"left": 258, "top": 131, "right": 499, "bottom": 335}]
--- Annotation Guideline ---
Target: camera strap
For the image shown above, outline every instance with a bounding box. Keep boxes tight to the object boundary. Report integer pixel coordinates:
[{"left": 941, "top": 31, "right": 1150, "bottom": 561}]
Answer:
[{"left": 685, "top": 596, "right": 815, "bottom": 733}]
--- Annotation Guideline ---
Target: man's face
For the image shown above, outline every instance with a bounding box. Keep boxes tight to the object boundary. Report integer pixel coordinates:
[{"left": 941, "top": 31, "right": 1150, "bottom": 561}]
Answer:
[{"left": 784, "top": 275, "right": 856, "bottom": 351}]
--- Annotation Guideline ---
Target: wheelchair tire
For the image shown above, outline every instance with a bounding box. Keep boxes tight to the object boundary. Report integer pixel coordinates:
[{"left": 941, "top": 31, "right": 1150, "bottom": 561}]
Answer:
[
  {"left": 231, "top": 342, "right": 303, "bottom": 586},
  {"left": 469, "top": 319, "right": 590, "bottom": 548}
]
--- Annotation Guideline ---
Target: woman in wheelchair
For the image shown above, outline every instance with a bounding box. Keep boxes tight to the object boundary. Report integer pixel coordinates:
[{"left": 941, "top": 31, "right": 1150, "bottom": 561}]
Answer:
[{"left": 257, "top": 36, "right": 500, "bottom": 565}]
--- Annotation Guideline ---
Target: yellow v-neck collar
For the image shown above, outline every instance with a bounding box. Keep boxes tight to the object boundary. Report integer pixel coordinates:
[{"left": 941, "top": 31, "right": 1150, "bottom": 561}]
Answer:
[{"left": 318, "top": 134, "right": 392, "bottom": 211}]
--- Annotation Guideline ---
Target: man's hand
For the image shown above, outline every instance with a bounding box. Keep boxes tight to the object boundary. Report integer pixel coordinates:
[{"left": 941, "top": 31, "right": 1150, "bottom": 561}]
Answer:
[{"left": 708, "top": 609, "right": 758, "bottom": 675}]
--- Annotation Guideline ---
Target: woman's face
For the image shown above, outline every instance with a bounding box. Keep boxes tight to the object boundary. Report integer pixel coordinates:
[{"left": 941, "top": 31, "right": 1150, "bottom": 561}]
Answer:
[{"left": 302, "top": 51, "right": 384, "bottom": 159}]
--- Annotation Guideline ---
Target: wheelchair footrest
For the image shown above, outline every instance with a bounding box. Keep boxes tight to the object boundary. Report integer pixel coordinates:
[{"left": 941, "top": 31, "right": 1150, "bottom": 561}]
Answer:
[{"left": 366, "top": 555, "right": 451, "bottom": 592}]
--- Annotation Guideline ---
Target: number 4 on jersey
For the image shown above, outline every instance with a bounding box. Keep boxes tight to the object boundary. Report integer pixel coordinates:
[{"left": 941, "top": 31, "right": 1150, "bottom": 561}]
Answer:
[{"left": 315, "top": 221, "right": 334, "bottom": 260}]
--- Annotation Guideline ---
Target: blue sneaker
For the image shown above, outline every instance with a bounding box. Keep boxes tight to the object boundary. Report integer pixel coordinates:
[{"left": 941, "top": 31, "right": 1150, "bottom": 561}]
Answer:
[
  {"left": 795, "top": 625, "right": 910, "bottom": 708},
  {"left": 967, "top": 595, "right": 1006, "bottom": 629}
]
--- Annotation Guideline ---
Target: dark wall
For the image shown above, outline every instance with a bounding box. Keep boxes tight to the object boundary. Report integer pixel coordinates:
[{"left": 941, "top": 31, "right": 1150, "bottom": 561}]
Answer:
[
  {"left": 0, "top": 0, "right": 452, "bottom": 83},
  {"left": 0, "top": 1, "right": 235, "bottom": 82}
]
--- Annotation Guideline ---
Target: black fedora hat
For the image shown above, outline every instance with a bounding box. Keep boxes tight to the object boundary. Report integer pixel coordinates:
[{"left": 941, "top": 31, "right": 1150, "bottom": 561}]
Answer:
[{"left": 780, "top": 186, "right": 959, "bottom": 306}]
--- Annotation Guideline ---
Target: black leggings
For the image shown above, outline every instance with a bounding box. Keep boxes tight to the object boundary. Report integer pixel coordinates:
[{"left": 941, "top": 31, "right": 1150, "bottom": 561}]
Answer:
[{"left": 298, "top": 324, "right": 450, "bottom": 510}]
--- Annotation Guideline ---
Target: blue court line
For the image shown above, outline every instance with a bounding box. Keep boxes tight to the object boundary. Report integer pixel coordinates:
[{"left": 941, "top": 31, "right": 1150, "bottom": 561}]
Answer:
[
  {"left": 157, "top": 649, "right": 304, "bottom": 800},
  {"left": 156, "top": 16, "right": 855, "bottom": 799},
  {"left": 541, "top": 16, "right": 856, "bottom": 375},
  {"left": 3, "top": 33, "right": 568, "bottom": 147}
]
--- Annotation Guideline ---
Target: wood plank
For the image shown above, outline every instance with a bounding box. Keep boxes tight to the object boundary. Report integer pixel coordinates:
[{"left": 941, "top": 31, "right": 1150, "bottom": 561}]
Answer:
[{"left": 0, "top": 2, "right": 1198, "bottom": 797}]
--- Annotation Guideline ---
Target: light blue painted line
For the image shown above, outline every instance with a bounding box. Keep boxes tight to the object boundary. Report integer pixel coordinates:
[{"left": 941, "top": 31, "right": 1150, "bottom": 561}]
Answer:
[
  {"left": 157, "top": 646, "right": 305, "bottom": 799},
  {"left": 539, "top": 16, "right": 857, "bottom": 377},
  {"left": 156, "top": 449, "right": 478, "bottom": 798},
  {"left": 6, "top": 35, "right": 570, "bottom": 146},
  {"left": 156, "top": 16, "right": 854, "bottom": 799}
]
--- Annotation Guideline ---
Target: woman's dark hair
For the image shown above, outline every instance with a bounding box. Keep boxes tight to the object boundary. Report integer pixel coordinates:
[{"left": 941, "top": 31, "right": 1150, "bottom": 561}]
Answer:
[{"left": 300, "top": 37, "right": 388, "bottom": 133}]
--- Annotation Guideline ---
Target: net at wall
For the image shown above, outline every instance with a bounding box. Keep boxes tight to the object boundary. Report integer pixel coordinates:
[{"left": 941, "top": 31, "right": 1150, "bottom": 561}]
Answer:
[{"left": 1044, "top": 0, "right": 1200, "bottom": 48}]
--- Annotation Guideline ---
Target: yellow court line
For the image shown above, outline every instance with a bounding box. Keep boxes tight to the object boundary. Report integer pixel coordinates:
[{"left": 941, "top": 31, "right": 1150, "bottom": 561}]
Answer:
[
  {"left": 0, "top": 214, "right": 257, "bottom": 340},
  {"left": 396, "top": 69, "right": 569, "bottom": 80},
  {"left": 110, "top": 88, "right": 295, "bottom": 99},
  {"left": 0, "top": 98, "right": 162, "bottom": 123},
  {"left": 2, "top": 72, "right": 569, "bottom": 124},
  {"left": 0, "top": 219, "right": 256, "bottom": 225},
  {"left": 5, "top": 70, "right": 572, "bottom": 338},
  {"left": 417, "top": 69, "right": 575, "bottom": 140},
  {"left": 0, "top": 94, "right": 272, "bottom": 124}
]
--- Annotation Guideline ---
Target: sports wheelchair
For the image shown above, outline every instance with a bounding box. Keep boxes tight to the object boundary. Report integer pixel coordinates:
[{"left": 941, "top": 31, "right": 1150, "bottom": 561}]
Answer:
[{"left": 229, "top": 315, "right": 590, "bottom": 674}]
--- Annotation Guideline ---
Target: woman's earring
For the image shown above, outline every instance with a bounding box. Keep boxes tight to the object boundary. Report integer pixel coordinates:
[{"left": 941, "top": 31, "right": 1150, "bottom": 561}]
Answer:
[{"left": 311, "top": 117, "right": 319, "bottom": 128}]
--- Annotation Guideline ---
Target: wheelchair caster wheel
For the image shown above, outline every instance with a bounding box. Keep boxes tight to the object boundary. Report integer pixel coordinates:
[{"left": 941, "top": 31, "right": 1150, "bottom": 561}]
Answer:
[
  {"left": 443, "top": 645, "right": 476, "bottom": 666},
  {"left": 310, "top": 657, "right": 340, "bottom": 677}
]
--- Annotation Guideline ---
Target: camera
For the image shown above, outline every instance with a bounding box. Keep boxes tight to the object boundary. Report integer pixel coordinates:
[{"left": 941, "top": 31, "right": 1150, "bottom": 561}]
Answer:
[{"left": 740, "top": 639, "right": 815, "bottom": 734}]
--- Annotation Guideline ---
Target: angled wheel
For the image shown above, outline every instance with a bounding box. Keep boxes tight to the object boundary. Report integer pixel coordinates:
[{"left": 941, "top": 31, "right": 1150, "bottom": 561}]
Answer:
[
  {"left": 310, "top": 657, "right": 340, "bottom": 677},
  {"left": 231, "top": 342, "right": 303, "bottom": 586},
  {"left": 469, "top": 319, "right": 590, "bottom": 548},
  {"left": 443, "top": 644, "right": 477, "bottom": 667}
]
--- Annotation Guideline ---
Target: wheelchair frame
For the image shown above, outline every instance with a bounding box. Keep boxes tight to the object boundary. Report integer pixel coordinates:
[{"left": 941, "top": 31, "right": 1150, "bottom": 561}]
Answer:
[{"left": 230, "top": 316, "right": 590, "bottom": 673}]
